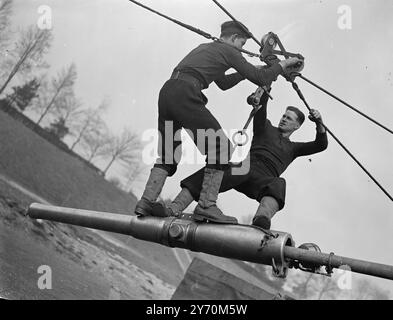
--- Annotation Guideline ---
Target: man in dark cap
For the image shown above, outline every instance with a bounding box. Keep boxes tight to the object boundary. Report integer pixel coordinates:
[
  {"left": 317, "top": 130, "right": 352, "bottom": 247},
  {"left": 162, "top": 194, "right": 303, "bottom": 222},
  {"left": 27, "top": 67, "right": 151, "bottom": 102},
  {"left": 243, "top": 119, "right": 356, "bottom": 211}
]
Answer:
[
  {"left": 135, "top": 21, "right": 304, "bottom": 224},
  {"left": 152, "top": 91, "right": 328, "bottom": 229}
]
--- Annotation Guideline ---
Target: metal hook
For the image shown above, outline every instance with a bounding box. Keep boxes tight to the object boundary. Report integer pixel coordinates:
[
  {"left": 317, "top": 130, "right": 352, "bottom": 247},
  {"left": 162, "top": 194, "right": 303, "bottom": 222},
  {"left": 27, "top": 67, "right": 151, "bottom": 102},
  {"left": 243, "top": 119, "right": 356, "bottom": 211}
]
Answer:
[{"left": 232, "top": 130, "right": 249, "bottom": 146}]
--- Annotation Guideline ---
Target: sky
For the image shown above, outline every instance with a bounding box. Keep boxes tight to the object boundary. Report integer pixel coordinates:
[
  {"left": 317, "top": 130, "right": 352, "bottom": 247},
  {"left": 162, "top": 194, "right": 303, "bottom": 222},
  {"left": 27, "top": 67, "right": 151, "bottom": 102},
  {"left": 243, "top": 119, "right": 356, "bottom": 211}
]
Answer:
[{"left": 7, "top": 0, "right": 393, "bottom": 295}]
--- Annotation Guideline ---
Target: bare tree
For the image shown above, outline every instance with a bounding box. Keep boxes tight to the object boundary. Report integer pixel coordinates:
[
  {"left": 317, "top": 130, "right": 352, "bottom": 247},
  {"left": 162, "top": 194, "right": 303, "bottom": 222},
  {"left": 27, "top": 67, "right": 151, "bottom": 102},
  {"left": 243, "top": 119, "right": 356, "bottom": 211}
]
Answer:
[
  {"left": 81, "top": 122, "right": 111, "bottom": 162},
  {"left": 70, "top": 98, "right": 109, "bottom": 151},
  {"left": 123, "top": 159, "right": 146, "bottom": 192},
  {"left": 101, "top": 129, "right": 142, "bottom": 177},
  {"left": 0, "top": 0, "right": 13, "bottom": 82},
  {"left": 0, "top": 25, "right": 52, "bottom": 96},
  {"left": 36, "top": 63, "right": 77, "bottom": 125},
  {"left": 51, "top": 93, "right": 83, "bottom": 128},
  {"left": 0, "top": 0, "right": 12, "bottom": 45}
]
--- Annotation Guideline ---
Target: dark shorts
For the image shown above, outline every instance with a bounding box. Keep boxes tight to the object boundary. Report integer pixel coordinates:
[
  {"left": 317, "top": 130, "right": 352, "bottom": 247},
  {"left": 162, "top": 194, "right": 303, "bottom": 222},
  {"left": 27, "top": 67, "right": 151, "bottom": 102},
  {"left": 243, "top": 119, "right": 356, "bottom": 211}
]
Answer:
[
  {"left": 181, "top": 157, "right": 286, "bottom": 210},
  {"left": 154, "top": 79, "right": 233, "bottom": 176}
]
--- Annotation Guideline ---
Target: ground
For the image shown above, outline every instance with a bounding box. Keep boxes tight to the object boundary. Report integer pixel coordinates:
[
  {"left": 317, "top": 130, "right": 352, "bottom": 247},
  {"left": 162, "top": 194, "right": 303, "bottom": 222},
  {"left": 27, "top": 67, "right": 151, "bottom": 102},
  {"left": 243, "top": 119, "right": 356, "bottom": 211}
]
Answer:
[{"left": 0, "top": 180, "right": 176, "bottom": 300}]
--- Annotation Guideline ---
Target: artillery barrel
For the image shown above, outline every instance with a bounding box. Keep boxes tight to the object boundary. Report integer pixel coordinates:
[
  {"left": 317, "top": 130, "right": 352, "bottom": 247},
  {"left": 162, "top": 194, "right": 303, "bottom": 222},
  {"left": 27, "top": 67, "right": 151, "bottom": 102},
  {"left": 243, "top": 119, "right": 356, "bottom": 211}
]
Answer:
[
  {"left": 27, "top": 203, "right": 393, "bottom": 280},
  {"left": 283, "top": 246, "right": 393, "bottom": 281}
]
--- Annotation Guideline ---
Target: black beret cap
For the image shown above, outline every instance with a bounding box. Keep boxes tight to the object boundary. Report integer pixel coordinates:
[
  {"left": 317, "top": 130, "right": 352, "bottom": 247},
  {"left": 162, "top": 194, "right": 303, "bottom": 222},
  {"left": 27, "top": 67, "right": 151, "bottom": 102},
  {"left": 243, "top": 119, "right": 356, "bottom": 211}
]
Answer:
[{"left": 221, "top": 21, "right": 251, "bottom": 39}]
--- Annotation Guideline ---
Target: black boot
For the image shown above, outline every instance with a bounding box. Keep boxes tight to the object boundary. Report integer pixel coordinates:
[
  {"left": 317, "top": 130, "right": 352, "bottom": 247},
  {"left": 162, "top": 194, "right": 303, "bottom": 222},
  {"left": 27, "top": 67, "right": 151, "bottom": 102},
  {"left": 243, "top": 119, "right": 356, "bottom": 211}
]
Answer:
[
  {"left": 134, "top": 167, "right": 168, "bottom": 216},
  {"left": 252, "top": 196, "right": 279, "bottom": 230},
  {"left": 152, "top": 188, "right": 194, "bottom": 217},
  {"left": 193, "top": 168, "right": 237, "bottom": 224}
]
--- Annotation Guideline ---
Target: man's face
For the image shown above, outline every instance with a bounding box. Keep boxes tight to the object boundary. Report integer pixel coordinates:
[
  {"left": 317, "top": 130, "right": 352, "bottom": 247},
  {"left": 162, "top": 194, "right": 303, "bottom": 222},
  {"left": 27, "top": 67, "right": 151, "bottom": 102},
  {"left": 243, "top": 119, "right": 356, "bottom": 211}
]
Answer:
[
  {"left": 278, "top": 110, "right": 300, "bottom": 133},
  {"left": 232, "top": 35, "right": 247, "bottom": 49}
]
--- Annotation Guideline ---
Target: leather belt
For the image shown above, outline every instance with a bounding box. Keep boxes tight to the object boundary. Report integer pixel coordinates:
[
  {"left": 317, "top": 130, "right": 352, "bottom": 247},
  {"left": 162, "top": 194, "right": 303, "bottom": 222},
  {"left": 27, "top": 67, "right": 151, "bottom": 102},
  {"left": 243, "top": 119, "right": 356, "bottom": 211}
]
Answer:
[{"left": 170, "top": 70, "right": 203, "bottom": 90}]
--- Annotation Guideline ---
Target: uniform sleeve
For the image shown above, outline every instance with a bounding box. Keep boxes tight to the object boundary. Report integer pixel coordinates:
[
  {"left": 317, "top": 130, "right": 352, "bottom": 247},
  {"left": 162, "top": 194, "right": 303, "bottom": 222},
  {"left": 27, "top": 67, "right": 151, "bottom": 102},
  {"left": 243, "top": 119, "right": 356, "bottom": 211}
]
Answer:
[
  {"left": 224, "top": 47, "right": 283, "bottom": 87},
  {"left": 293, "top": 131, "right": 328, "bottom": 158},
  {"left": 214, "top": 72, "right": 245, "bottom": 90},
  {"left": 252, "top": 90, "right": 271, "bottom": 135}
]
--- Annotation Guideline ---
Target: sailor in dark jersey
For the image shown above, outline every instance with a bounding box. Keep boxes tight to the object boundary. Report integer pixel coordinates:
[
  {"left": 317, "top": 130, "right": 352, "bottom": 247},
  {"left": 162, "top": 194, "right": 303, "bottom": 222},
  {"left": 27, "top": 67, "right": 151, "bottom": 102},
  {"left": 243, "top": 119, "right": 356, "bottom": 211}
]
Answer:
[
  {"left": 155, "top": 91, "right": 328, "bottom": 229},
  {"left": 135, "top": 21, "right": 304, "bottom": 224}
]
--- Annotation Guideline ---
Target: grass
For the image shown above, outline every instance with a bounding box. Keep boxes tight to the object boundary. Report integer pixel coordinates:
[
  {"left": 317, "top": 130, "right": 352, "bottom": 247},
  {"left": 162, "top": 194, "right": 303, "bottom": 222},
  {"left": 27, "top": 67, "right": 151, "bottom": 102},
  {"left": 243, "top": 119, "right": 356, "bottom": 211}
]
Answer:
[{"left": 0, "top": 109, "right": 136, "bottom": 213}]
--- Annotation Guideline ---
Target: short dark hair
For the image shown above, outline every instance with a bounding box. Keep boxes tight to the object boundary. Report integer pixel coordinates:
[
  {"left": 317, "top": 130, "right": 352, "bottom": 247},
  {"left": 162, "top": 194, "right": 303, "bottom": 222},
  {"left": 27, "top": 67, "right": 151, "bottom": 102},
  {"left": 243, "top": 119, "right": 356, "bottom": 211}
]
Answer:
[{"left": 286, "top": 106, "right": 305, "bottom": 125}]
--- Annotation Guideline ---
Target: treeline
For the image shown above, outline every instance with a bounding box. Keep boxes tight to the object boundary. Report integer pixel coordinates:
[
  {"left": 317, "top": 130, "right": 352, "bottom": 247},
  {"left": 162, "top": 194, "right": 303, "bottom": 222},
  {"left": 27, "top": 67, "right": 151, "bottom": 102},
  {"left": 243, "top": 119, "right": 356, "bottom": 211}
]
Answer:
[{"left": 0, "top": 0, "right": 144, "bottom": 192}]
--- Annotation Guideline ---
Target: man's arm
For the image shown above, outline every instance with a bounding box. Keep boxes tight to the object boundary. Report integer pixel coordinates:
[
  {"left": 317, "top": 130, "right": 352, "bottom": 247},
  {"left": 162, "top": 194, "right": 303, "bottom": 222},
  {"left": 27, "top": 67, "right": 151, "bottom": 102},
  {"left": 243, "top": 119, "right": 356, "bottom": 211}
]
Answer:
[
  {"left": 214, "top": 72, "right": 245, "bottom": 90},
  {"left": 225, "top": 47, "right": 303, "bottom": 87},
  {"left": 252, "top": 89, "right": 271, "bottom": 135},
  {"left": 229, "top": 49, "right": 282, "bottom": 87},
  {"left": 293, "top": 109, "right": 328, "bottom": 157}
]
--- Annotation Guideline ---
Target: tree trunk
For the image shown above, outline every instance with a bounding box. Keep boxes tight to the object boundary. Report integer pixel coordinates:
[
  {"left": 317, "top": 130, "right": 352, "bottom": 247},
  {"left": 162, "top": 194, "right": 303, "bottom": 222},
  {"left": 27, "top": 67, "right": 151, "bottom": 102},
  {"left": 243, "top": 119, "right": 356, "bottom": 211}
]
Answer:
[
  {"left": 86, "top": 143, "right": 101, "bottom": 162},
  {"left": 6, "top": 93, "right": 17, "bottom": 108},
  {"left": 36, "top": 76, "right": 67, "bottom": 125},
  {"left": 36, "top": 90, "right": 60, "bottom": 125},
  {"left": 70, "top": 121, "right": 89, "bottom": 150},
  {"left": 102, "top": 156, "right": 116, "bottom": 176},
  {"left": 87, "top": 152, "right": 96, "bottom": 162},
  {"left": 0, "top": 35, "right": 39, "bottom": 96},
  {"left": 0, "top": 57, "right": 24, "bottom": 95}
]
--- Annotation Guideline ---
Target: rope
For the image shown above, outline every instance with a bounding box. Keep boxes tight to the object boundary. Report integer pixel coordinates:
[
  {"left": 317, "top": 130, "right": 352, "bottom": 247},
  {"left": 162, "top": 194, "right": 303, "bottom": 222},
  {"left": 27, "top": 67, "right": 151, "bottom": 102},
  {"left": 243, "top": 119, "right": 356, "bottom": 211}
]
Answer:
[
  {"left": 128, "top": 0, "right": 260, "bottom": 58},
  {"left": 210, "top": 0, "right": 392, "bottom": 202},
  {"left": 131, "top": 0, "right": 393, "bottom": 135},
  {"left": 210, "top": 0, "right": 393, "bottom": 135},
  {"left": 298, "top": 75, "right": 393, "bottom": 135},
  {"left": 291, "top": 81, "right": 393, "bottom": 201}
]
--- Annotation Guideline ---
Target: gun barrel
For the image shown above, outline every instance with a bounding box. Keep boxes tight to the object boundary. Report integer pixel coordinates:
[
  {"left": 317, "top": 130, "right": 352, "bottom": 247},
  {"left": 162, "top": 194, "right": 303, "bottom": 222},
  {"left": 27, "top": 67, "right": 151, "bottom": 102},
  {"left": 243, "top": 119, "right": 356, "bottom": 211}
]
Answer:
[
  {"left": 28, "top": 203, "right": 293, "bottom": 277},
  {"left": 284, "top": 246, "right": 393, "bottom": 281},
  {"left": 27, "top": 203, "right": 393, "bottom": 281},
  {"left": 28, "top": 202, "right": 169, "bottom": 243}
]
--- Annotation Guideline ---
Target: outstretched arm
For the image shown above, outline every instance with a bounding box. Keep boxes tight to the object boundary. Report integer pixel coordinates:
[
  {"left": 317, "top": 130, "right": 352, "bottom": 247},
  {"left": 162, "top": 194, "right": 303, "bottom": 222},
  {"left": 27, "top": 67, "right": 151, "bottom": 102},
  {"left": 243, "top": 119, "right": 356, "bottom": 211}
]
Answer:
[
  {"left": 293, "top": 109, "right": 328, "bottom": 157},
  {"left": 252, "top": 89, "right": 271, "bottom": 135},
  {"left": 226, "top": 47, "right": 303, "bottom": 87},
  {"left": 226, "top": 48, "right": 282, "bottom": 87}
]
